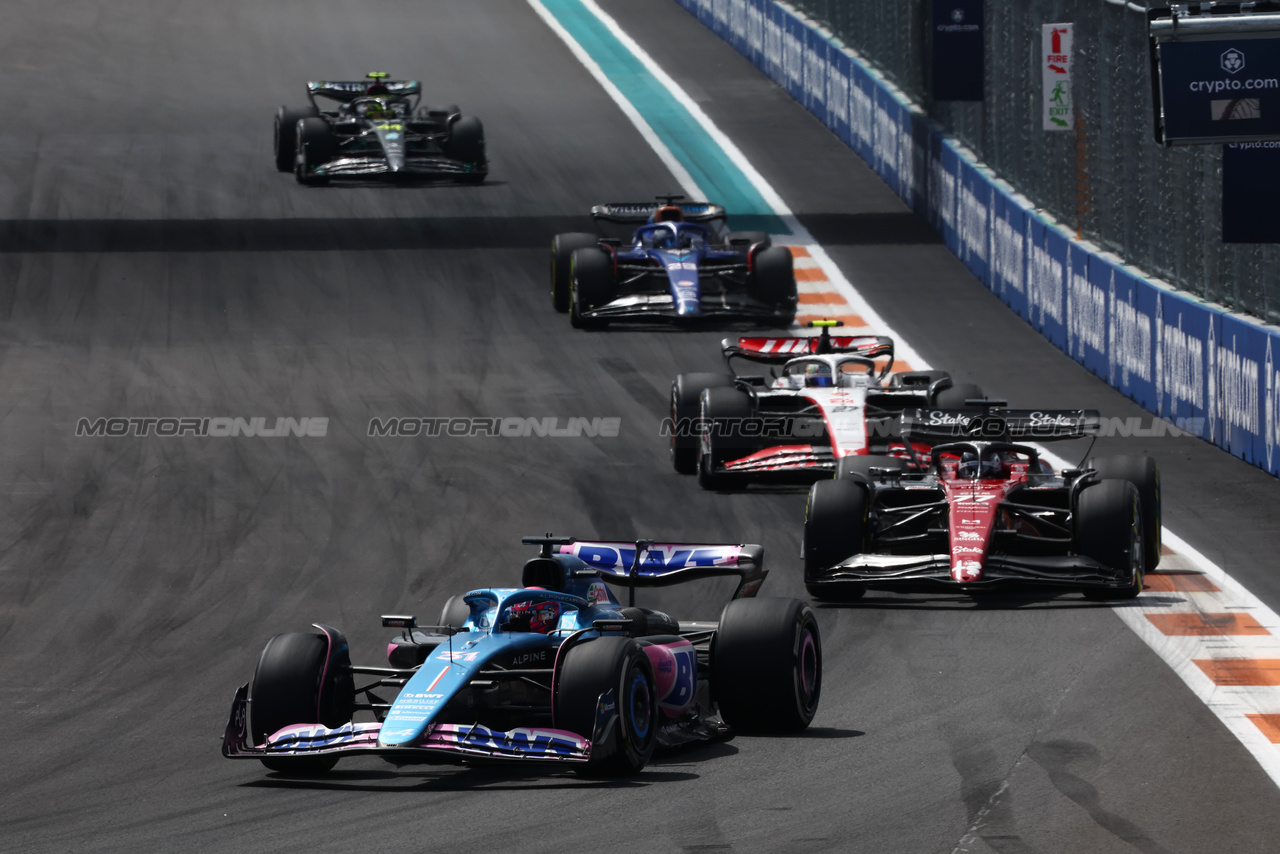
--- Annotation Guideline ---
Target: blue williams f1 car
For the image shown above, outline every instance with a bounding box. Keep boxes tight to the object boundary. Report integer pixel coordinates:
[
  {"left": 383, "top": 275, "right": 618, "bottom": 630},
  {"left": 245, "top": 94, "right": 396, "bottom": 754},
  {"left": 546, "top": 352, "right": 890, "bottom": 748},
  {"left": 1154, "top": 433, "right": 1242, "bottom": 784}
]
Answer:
[
  {"left": 222, "top": 536, "right": 821, "bottom": 776},
  {"left": 549, "top": 195, "right": 798, "bottom": 327},
  {"left": 274, "top": 72, "right": 486, "bottom": 185}
]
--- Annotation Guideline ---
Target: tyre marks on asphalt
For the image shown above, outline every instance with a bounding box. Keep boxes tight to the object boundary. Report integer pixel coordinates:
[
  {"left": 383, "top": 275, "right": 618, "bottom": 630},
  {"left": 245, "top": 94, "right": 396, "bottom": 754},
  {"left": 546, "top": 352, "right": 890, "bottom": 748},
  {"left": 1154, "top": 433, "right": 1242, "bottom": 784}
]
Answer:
[{"left": 538, "top": 0, "right": 1280, "bottom": 790}]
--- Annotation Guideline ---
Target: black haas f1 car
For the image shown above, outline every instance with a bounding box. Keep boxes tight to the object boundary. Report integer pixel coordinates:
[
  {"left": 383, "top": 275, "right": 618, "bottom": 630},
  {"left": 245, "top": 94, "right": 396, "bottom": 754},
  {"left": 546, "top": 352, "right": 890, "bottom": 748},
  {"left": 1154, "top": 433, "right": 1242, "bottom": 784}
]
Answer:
[
  {"left": 671, "top": 321, "right": 985, "bottom": 489},
  {"left": 274, "top": 72, "right": 486, "bottom": 185},
  {"left": 549, "top": 195, "right": 797, "bottom": 327},
  {"left": 803, "top": 406, "right": 1161, "bottom": 600},
  {"left": 223, "top": 536, "right": 821, "bottom": 777}
]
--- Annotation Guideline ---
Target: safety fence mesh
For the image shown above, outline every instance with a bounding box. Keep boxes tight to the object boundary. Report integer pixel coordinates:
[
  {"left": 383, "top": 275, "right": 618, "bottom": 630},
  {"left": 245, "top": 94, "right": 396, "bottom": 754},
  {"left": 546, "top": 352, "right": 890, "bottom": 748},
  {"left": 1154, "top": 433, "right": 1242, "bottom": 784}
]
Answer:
[{"left": 788, "top": 0, "right": 1280, "bottom": 322}]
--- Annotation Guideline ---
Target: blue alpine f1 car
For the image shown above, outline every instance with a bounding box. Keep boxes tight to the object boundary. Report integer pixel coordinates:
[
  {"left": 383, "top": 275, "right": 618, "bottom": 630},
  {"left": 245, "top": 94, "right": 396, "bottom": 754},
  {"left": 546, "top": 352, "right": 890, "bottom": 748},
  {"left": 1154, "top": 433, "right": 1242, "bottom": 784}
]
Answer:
[
  {"left": 222, "top": 536, "right": 821, "bottom": 776},
  {"left": 549, "top": 195, "right": 798, "bottom": 327}
]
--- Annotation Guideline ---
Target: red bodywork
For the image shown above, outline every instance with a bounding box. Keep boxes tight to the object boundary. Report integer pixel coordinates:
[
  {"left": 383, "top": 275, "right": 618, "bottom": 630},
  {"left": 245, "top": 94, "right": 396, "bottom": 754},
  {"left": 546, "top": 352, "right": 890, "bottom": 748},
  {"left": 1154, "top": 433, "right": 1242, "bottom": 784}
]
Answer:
[{"left": 940, "top": 459, "right": 1036, "bottom": 582}]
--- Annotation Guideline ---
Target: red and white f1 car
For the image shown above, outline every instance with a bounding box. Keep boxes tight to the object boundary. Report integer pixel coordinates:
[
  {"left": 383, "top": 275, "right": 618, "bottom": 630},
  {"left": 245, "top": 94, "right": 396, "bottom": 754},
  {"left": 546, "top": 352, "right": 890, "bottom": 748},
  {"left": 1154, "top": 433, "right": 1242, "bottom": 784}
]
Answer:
[
  {"left": 802, "top": 407, "right": 1161, "bottom": 600},
  {"left": 669, "top": 321, "right": 985, "bottom": 489}
]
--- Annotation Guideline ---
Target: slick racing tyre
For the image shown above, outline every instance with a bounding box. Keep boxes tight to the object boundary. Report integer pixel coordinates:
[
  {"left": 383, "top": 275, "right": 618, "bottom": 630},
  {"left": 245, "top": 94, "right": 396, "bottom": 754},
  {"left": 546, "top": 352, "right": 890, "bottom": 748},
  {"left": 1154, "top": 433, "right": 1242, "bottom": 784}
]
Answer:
[
  {"left": 670, "top": 372, "right": 735, "bottom": 475},
  {"left": 835, "top": 454, "right": 906, "bottom": 484},
  {"left": 750, "top": 245, "right": 797, "bottom": 318},
  {"left": 555, "top": 636, "right": 657, "bottom": 776},
  {"left": 713, "top": 598, "right": 821, "bottom": 732},
  {"left": 275, "top": 105, "right": 318, "bottom": 172},
  {"left": 1077, "top": 479, "right": 1146, "bottom": 600},
  {"left": 444, "top": 115, "right": 486, "bottom": 183},
  {"left": 295, "top": 118, "right": 335, "bottom": 185},
  {"left": 696, "top": 386, "right": 753, "bottom": 490},
  {"left": 439, "top": 595, "right": 471, "bottom": 631},
  {"left": 550, "top": 233, "right": 598, "bottom": 313},
  {"left": 930, "top": 382, "right": 985, "bottom": 409},
  {"left": 1086, "top": 455, "right": 1161, "bottom": 571},
  {"left": 419, "top": 103, "right": 461, "bottom": 119},
  {"left": 250, "top": 629, "right": 355, "bottom": 774},
  {"left": 803, "top": 479, "right": 868, "bottom": 600},
  {"left": 726, "top": 230, "right": 770, "bottom": 250},
  {"left": 569, "top": 247, "right": 615, "bottom": 329}
]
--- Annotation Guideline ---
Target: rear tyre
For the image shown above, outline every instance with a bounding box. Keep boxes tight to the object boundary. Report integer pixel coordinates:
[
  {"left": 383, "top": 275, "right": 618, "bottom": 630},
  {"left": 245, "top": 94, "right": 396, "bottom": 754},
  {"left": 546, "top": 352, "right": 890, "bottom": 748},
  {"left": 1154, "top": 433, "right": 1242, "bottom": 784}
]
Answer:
[
  {"left": 555, "top": 636, "right": 657, "bottom": 776},
  {"left": 696, "top": 386, "right": 754, "bottom": 490},
  {"left": 1077, "top": 479, "right": 1145, "bottom": 600},
  {"left": 250, "top": 630, "right": 354, "bottom": 774},
  {"left": 670, "top": 372, "right": 736, "bottom": 474},
  {"left": 803, "top": 479, "right": 868, "bottom": 600},
  {"left": 439, "top": 595, "right": 470, "bottom": 630},
  {"left": 569, "top": 247, "right": 614, "bottom": 329},
  {"left": 294, "top": 118, "right": 334, "bottom": 185},
  {"left": 550, "top": 233, "right": 598, "bottom": 313},
  {"left": 1087, "top": 455, "right": 1161, "bottom": 571},
  {"left": 275, "top": 106, "right": 318, "bottom": 172},
  {"left": 444, "top": 115, "right": 486, "bottom": 183},
  {"left": 835, "top": 454, "right": 906, "bottom": 484},
  {"left": 930, "top": 382, "right": 985, "bottom": 409},
  {"left": 750, "top": 245, "right": 797, "bottom": 318},
  {"left": 726, "top": 230, "right": 770, "bottom": 250},
  {"left": 714, "top": 598, "right": 821, "bottom": 732}
]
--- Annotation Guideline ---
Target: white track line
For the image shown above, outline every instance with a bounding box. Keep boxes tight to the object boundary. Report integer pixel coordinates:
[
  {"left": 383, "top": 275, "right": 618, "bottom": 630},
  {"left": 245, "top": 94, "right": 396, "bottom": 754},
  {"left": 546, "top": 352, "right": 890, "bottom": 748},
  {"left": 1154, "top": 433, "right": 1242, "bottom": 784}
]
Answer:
[{"left": 535, "top": 0, "right": 1280, "bottom": 785}]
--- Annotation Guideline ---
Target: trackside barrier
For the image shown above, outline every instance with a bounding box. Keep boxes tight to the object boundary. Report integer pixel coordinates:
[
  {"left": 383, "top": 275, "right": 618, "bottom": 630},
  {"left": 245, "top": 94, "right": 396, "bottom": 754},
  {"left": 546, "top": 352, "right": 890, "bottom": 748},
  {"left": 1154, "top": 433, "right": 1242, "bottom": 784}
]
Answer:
[{"left": 674, "top": 0, "right": 1280, "bottom": 478}]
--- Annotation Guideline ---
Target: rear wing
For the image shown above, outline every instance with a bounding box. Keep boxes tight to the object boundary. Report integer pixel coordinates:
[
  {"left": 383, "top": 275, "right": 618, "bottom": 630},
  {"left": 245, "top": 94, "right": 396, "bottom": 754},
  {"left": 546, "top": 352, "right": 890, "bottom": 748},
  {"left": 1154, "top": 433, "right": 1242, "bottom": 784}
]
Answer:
[
  {"left": 306, "top": 79, "right": 422, "bottom": 104},
  {"left": 590, "top": 202, "right": 728, "bottom": 227},
  {"left": 898, "top": 409, "right": 1101, "bottom": 444},
  {"left": 723, "top": 334, "right": 894, "bottom": 364},
  {"left": 523, "top": 537, "right": 766, "bottom": 601}
]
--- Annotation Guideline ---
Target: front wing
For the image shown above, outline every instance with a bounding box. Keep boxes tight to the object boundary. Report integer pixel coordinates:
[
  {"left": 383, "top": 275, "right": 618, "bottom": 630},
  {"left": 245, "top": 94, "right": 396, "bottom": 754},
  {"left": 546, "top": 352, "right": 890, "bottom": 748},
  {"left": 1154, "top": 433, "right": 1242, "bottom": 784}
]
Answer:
[
  {"left": 807, "top": 553, "right": 1136, "bottom": 593},
  {"left": 222, "top": 683, "right": 594, "bottom": 765},
  {"left": 579, "top": 292, "right": 793, "bottom": 323},
  {"left": 307, "top": 155, "right": 485, "bottom": 180}
]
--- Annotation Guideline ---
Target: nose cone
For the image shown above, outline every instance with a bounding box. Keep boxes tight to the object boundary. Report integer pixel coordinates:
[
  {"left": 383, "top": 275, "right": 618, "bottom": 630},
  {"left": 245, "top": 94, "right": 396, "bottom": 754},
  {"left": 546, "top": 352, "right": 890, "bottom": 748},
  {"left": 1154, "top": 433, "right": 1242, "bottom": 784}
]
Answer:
[
  {"left": 374, "top": 123, "right": 406, "bottom": 172},
  {"left": 660, "top": 252, "right": 701, "bottom": 316}
]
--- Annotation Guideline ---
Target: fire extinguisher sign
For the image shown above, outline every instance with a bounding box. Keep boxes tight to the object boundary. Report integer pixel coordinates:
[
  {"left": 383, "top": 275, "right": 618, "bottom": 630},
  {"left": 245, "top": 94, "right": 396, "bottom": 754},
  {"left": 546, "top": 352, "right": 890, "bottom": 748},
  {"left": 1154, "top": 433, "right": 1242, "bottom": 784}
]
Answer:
[{"left": 1043, "top": 23, "right": 1074, "bottom": 131}]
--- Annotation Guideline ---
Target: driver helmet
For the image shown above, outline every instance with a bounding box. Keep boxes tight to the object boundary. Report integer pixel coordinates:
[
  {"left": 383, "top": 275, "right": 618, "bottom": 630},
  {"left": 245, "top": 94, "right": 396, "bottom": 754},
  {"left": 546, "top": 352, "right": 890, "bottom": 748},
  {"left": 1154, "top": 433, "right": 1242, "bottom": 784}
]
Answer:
[
  {"left": 651, "top": 225, "right": 680, "bottom": 249},
  {"left": 361, "top": 100, "right": 391, "bottom": 119},
  {"left": 957, "top": 450, "right": 1006, "bottom": 479},
  {"left": 504, "top": 599, "right": 562, "bottom": 634},
  {"left": 804, "top": 362, "right": 834, "bottom": 388},
  {"left": 651, "top": 205, "right": 684, "bottom": 223}
]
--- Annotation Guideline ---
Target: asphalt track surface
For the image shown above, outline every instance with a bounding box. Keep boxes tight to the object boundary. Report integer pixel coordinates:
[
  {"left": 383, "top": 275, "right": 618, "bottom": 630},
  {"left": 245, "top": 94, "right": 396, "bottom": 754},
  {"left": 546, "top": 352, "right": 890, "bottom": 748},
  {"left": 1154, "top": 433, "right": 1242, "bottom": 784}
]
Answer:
[{"left": 2, "top": 1, "right": 1279, "bottom": 852}]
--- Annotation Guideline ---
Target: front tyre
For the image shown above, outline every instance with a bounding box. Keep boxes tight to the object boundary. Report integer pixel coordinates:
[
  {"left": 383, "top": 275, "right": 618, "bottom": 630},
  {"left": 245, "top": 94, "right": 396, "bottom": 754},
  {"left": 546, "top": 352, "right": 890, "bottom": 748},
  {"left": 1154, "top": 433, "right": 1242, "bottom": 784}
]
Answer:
[
  {"left": 670, "top": 372, "right": 735, "bottom": 474},
  {"left": 555, "top": 636, "right": 657, "bottom": 776},
  {"left": 714, "top": 598, "right": 821, "bottom": 732},
  {"left": 550, "top": 233, "right": 598, "bottom": 313},
  {"left": 250, "top": 629, "right": 355, "bottom": 774},
  {"left": 750, "top": 245, "right": 797, "bottom": 319},
  {"left": 445, "top": 115, "right": 486, "bottom": 184},
  {"left": 696, "top": 386, "right": 753, "bottom": 490},
  {"left": 294, "top": 118, "right": 334, "bottom": 185},
  {"left": 275, "top": 106, "right": 318, "bottom": 172},
  {"left": 569, "top": 247, "right": 614, "bottom": 329},
  {"left": 803, "top": 479, "right": 868, "bottom": 600},
  {"left": 1087, "top": 455, "right": 1161, "bottom": 571},
  {"left": 1077, "top": 479, "right": 1145, "bottom": 600}
]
